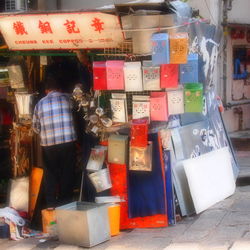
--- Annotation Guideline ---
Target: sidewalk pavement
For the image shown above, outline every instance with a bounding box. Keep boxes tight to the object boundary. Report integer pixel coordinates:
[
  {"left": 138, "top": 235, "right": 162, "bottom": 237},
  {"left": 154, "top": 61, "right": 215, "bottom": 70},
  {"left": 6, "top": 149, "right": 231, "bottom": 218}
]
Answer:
[{"left": 1, "top": 151, "right": 250, "bottom": 250}]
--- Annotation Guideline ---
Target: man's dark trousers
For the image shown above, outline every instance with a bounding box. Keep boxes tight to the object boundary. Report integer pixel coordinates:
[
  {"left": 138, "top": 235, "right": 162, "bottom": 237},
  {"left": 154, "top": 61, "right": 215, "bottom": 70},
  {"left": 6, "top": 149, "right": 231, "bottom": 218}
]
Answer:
[{"left": 42, "top": 142, "right": 76, "bottom": 207}]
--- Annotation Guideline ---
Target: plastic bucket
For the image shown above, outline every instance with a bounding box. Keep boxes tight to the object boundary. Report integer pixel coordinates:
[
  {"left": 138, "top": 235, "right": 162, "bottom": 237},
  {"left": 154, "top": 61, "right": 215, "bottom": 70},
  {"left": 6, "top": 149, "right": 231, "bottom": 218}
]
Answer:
[{"left": 108, "top": 204, "right": 120, "bottom": 236}]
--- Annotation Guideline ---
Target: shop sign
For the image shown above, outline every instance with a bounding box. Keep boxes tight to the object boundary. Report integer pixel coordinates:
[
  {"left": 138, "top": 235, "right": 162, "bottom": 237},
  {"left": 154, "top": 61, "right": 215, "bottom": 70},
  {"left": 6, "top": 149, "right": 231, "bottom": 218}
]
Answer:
[
  {"left": 0, "top": 12, "right": 124, "bottom": 50},
  {"left": 231, "top": 27, "right": 245, "bottom": 40}
]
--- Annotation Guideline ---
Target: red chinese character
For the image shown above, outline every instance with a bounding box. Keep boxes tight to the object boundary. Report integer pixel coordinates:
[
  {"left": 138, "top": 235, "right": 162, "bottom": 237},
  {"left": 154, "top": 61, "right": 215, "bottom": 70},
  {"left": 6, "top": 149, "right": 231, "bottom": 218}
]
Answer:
[
  {"left": 91, "top": 18, "right": 104, "bottom": 33},
  {"left": 39, "top": 21, "right": 53, "bottom": 34},
  {"left": 64, "top": 20, "right": 80, "bottom": 33},
  {"left": 13, "top": 21, "right": 28, "bottom": 35}
]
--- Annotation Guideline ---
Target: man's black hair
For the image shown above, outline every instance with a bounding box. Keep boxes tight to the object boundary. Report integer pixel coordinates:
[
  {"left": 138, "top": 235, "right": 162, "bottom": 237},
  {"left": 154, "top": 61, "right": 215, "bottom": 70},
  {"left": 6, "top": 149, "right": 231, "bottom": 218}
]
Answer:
[{"left": 44, "top": 76, "right": 61, "bottom": 91}]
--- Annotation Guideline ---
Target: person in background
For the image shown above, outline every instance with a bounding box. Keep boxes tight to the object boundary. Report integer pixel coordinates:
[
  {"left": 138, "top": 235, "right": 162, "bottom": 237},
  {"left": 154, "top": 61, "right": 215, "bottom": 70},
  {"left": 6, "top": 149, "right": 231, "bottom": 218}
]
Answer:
[{"left": 32, "top": 76, "right": 76, "bottom": 209}]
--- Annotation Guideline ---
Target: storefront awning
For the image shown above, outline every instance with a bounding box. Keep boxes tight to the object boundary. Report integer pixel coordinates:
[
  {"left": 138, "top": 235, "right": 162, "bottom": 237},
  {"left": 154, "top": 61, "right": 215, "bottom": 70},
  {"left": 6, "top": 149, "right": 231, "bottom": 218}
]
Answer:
[{"left": 0, "top": 12, "right": 124, "bottom": 51}]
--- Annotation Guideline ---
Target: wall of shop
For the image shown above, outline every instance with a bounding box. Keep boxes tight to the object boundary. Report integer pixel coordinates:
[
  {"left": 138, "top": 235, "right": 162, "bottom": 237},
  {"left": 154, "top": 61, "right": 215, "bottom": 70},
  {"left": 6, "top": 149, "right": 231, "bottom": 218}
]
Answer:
[
  {"left": 188, "top": 0, "right": 250, "bottom": 132},
  {"left": 223, "top": 30, "right": 250, "bottom": 131},
  {"left": 37, "top": 0, "right": 158, "bottom": 10},
  {"left": 222, "top": 0, "right": 250, "bottom": 132},
  {"left": 228, "top": 0, "right": 250, "bottom": 25},
  {"left": 37, "top": 0, "right": 57, "bottom": 10},
  {"left": 60, "top": 0, "right": 114, "bottom": 9}
]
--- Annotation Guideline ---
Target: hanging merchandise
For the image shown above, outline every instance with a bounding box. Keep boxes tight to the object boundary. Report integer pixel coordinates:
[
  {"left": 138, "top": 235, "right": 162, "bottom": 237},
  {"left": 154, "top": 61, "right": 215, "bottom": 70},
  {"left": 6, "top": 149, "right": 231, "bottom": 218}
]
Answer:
[
  {"left": 15, "top": 93, "right": 33, "bottom": 118},
  {"left": 106, "top": 61, "right": 125, "bottom": 90},
  {"left": 132, "top": 95, "right": 150, "bottom": 120},
  {"left": 88, "top": 168, "right": 112, "bottom": 193},
  {"left": 0, "top": 68, "right": 9, "bottom": 87},
  {"left": 108, "top": 134, "right": 128, "bottom": 165},
  {"left": 10, "top": 123, "right": 32, "bottom": 178},
  {"left": 110, "top": 93, "right": 128, "bottom": 123},
  {"left": 110, "top": 99, "right": 128, "bottom": 123},
  {"left": 160, "top": 64, "right": 179, "bottom": 89},
  {"left": 124, "top": 62, "right": 143, "bottom": 92},
  {"left": 129, "top": 142, "right": 152, "bottom": 171},
  {"left": 167, "top": 88, "right": 184, "bottom": 115},
  {"left": 179, "top": 53, "right": 205, "bottom": 84},
  {"left": 93, "top": 61, "right": 107, "bottom": 90},
  {"left": 6, "top": 65, "right": 25, "bottom": 89},
  {"left": 151, "top": 33, "right": 170, "bottom": 65},
  {"left": 169, "top": 33, "right": 189, "bottom": 64},
  {"left": 159, "top": 129, "right": 172, "bottom": 151},
  {"left": 86, "top": 146, "right": 107, "bottom": 172},
  {"left": 72, "top": 84, "right": 91, "bottom": 113},
  {"left": 109, "top": 163, "right": 127, "bottom": 196},
  {"left": 150, "top": 92, "right": 168, "bottom": 121},
  {"left": 130, "top": 118, "right": 148, "bottom": 148},
  {"left": 72, "top": 85, "right": 112, "bottom": 137},
  {"left": 142, "top": 61, "right": 161, "bottom": 91},
  {"left": 184, "top": 83, "right": 203, "bottom": 113}
]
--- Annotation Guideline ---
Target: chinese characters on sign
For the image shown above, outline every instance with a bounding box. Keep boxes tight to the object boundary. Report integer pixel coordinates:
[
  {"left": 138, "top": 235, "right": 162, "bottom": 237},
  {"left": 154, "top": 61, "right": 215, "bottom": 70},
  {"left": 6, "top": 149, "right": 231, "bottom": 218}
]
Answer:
[
  {"left": 0, "top": 12, "right": 124, "bottom": 50},
  {"left": 64, "top": 20, "right": 80, "bottom": 34},
  {"left": 39, "top": 21, "right": 53, "bottom": 34},
  {"left": 91, "top": 18, "right": 104, "bottom": 33},
  {"left": 13, "top": 21, "right": 28, "bottom": 35}
]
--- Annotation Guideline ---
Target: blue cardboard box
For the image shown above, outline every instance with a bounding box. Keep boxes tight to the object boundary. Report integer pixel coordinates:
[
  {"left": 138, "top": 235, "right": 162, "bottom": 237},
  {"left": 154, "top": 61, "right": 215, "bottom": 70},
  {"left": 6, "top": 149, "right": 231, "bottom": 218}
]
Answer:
[
  {"left": 151, "top": 33, "right": 170, "bottom": 65},
  {"left": 179, "top": 53, "right": 205, "bottom": 84}
]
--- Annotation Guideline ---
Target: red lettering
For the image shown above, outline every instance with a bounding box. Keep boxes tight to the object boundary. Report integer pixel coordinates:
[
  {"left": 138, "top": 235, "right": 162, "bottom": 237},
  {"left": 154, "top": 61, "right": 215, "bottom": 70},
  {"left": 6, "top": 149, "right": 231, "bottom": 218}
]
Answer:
[
  {"left": 13, "top": 21, "right": 28, "bottom": 35},
  {"left": 64, "top": 20, "right": 80, "bottom": 34},
  {"left": 39, "top": 20, "right": 53, "bottom": 34},
  {"left": 91, "top": 18, "right": 104, "bottom": 33}
]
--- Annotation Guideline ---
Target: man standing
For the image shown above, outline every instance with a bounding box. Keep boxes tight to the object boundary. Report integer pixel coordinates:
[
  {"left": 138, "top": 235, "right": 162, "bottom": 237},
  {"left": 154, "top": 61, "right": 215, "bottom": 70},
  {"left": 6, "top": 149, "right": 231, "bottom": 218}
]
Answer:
[{"left": 32, "top": 77, "right": 76, "bottom": 209}]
